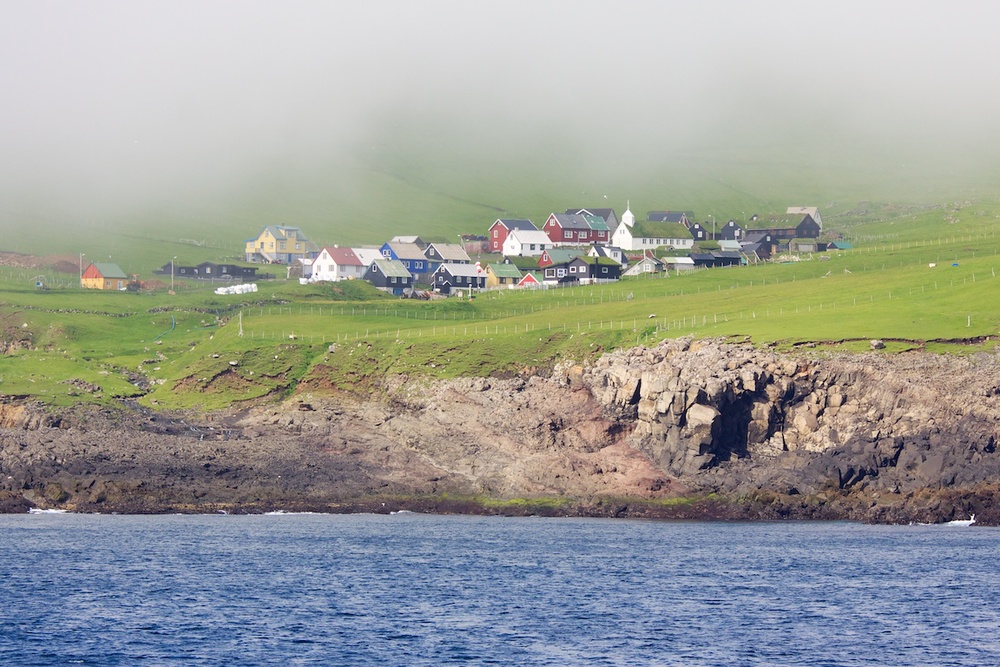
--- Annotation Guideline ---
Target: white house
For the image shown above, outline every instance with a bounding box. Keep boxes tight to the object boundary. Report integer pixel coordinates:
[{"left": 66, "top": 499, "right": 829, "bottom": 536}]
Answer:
[
  {"left": 352, "top": 247, "right": 383, "bottom": 269},
  {"left": 612, "top": 205, "right": 694, "bottom": 251},
  {"left": 311, "top": 246, "right": 366, "bottom": 282},
  {"left": 502, "top": 229, "right": 554, "bottom": 257}
]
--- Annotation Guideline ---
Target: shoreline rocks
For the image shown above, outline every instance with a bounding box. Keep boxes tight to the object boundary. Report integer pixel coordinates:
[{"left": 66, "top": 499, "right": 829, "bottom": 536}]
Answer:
[{"left": 2, "top": 339, "right": 999, "bottom": 524}]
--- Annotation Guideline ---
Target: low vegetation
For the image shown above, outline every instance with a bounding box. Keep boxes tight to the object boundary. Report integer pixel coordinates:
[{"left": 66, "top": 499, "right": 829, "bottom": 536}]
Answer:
[{"left": 0, "top": 200, "right": 998, "bottom": 411}]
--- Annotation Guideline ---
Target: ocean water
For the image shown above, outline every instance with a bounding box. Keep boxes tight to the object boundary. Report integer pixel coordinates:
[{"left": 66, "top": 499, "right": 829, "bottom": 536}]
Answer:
[{"left": 0, "top": 513, "right": 997, "bottom": 666}]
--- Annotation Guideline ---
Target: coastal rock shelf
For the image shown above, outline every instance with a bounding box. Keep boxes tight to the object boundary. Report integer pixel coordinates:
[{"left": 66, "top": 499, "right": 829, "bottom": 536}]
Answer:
[{"left": 2, "top": 339, "right": 999, "bottom": 524}]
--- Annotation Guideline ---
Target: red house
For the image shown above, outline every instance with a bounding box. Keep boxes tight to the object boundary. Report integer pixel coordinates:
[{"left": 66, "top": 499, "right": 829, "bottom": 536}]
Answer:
[
  {"left": 487, "top": 219, "right": 537, "bottom": 253},
  {"left": 542, "top": 213, "right": 610, "bottom": 246}
]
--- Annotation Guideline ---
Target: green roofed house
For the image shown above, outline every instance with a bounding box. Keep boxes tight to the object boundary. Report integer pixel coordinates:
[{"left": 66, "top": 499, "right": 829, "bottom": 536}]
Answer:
[
  {"left": 363, "top": 259, "right": 412, "bottom": 295},
  {"left": 612, "top": 205, "right": 693, "bottom": 251},
  {"left": 537, "top": 247, "right": 586, "bottom": 268},
  {"left": 81, "top": 262, "right": 129, "bottom": 290},
  {"left": 485, "top": 261, "right": 522, "bottom": 289}
]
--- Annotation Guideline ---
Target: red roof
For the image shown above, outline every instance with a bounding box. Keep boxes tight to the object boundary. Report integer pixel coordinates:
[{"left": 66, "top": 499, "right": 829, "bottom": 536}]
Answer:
[{"left": 320, "top": 246, "right": 364, "bottom": 266}]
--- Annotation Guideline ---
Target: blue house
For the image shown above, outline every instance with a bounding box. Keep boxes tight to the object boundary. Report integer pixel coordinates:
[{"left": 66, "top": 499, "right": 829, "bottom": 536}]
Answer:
[{"left": 380, "top": 241, "right": 429, "bottom": 277}]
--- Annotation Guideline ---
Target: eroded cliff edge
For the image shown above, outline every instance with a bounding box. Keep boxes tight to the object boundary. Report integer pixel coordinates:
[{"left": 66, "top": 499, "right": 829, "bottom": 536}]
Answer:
[{"left": 2, "top": 339, "right": 999, "bottom": 523}]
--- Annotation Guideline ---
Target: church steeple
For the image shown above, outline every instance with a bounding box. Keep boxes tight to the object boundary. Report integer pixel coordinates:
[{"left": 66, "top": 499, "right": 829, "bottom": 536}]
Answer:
[{"left": 622, "top": 201, "right": 635, "bottom": 227}]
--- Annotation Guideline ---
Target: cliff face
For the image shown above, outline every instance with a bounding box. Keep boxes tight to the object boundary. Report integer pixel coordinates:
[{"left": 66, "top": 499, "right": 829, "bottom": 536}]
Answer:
[
  {"left": 2, "top": 340, "right": 999, "bottom": 523},
  {"left": 580, "top": 340, "right": 1000, "bottom": 509}
]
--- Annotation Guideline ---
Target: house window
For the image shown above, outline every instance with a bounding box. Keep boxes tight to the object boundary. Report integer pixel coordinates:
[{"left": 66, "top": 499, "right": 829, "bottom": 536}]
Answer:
[
  {"left": 390, "top": 276, "right": 396, "bottom": 284},
  {"left": 557, "top": 268, "right": 566, "bottom": 277},
  {"left": 570, "top": 266, "right": 576, "bottom": 273},
  {"left": 493, "top": 230, "right": 498, "bottom": 238},
  {"left": 564, "top": 231, "right": 572, "bottom": 240},
  {"left": 382, "top": 250, "right": 390, "bottom": 257}
]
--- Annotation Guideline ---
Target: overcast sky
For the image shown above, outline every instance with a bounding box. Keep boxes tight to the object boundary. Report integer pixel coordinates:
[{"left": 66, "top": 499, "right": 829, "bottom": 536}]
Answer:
[{"left": 3, "top": 0, "right": 999, "bottom": 214}]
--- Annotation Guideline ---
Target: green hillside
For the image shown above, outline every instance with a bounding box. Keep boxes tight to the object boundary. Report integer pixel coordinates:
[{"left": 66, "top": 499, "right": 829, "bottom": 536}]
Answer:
[{"left": 0, "top": 196, "right": 997, "bottom": 411}]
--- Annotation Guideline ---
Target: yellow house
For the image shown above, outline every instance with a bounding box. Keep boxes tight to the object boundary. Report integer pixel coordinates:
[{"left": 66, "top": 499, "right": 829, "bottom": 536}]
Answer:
[
  {"left": 81, "top": 262, "right": 128, "bottom": 290},
  {"left": 244, "top": 226, "right": 319, "bottom": 264},
  {"left": 485, "top": 262, "right": 522, "bottom": 288}
]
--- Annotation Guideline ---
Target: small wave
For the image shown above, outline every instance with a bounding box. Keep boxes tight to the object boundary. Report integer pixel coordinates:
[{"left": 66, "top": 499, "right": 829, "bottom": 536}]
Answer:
[
  {"left": 944, "top": 514, "right": 976, "bottom": 527},
  {"left": 264, "top": 510, "right": 319, "bottom": 516},
  {"left": 27, "top": 508, "right": 70, "bottom": 514}
]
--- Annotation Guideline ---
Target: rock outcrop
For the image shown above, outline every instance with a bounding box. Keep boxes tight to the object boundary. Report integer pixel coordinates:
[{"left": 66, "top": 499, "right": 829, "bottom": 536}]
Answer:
[{"left": 2, "top": 339, "right": 999, "bottom": 523}]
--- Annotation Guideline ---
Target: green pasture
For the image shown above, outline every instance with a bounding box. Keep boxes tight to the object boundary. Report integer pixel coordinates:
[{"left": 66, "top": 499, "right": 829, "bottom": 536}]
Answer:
[{"left": 0, "top": 192, "right": 999, "bottom": 409}]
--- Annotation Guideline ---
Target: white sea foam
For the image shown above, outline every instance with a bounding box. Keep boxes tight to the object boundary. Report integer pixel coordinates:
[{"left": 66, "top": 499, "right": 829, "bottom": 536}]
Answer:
[{"left": 27, "top": 508, "right": 70, "bottom": 514}]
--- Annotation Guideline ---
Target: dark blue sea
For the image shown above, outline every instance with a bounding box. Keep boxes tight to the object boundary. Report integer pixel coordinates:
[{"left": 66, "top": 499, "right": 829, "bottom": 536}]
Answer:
[{"left": 1, "top": 513, "right": 997, "bottom": 666}]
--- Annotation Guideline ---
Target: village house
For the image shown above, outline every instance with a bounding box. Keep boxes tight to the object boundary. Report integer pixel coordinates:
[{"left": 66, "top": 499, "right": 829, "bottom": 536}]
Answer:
[
  {"left": 688, "top": 221, "right": 712, "bottom": 242},
  {"left": 244, "top": 226, "right": 319, "bottom": 264},
  {"left": 647, "top": 211, "right": 693, "bottom": 225},
  {"left": 741, "top": 231, "right": 775, "bottom": 259},
  {"left": 542, "top": 213, "right": 610, "bottom": 246},
  {"left": 502, "top": 229, "right": 554, "bottom": 257},
  {"left": 363, "top": 259, "right": 412, "bottom": 295},
  {"left": 787, "top": 206, "right": 823, "bottom": 231},
  {"left": 564, "top": 208, "right": 620, "bottom": 235},
  {"left": 612, "top": 206, "right": 694, "bottom": 251},
  {"left": 432, "top": 263, "right": 486, "bottom": 295},
  {"left": 690, "top": 252, "right": 742, "bottom": 268},
  {"left": 196, "top": 262, "right": 259, "bottom": 280},
  {"left": 380, "top": 241, "right": 430, "bottom": 277},
  {"left": 423, "top": 243, "right": 471, "bottom": 269},
  {"left": 537, "top": 247, "right": 586, "bottom": 268},
  {"left": 351, "top": 247, "right": 383, "bottom": 269},
  {"left": 390, "top": 235, "right": 426, "bottom": 249},
  {"left": 311, "top": 246, "right": 366, "bottom": 282},
  {"left": 458, "top": 234, "right": 488, "bottom": 256},
  {"left": 567, "top": 256, "right": 621, "bottom": 284},
  {"left": 515, "top": 271, "right": 544, "bottom": 289},
  {"left": 623, "top": 252, "right": 665, "bottom": 277},
  {"left": 718, "top": 220, "right": 746, "bottom": 241},
  {"left": 487, "top": 219, "right": 537, "bottom": 253},
  {"left": 588, "top": 244, "right": 627, "bottom": 267},
  {"left": 81, "top": 262, "right": 128, "bottom": 290},
  {"left": 485, "top": 261, "right": 523, "bottom": 288}
]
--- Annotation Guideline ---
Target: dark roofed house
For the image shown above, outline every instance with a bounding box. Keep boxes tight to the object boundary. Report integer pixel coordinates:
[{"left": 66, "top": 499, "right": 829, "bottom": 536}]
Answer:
[
  {"left": 565, "top": 208, "right": 620, "bottom": 234},
  {"left": 688, "top": 221, "right": 711, "bottom": 242},
  {"left": 717, "top": 220, "right": 745, "bottom": 241},
  {"left": 196, "top": 262, "right": 258, "bottom": 280},
  {"left": 567, "top": 256, "right": 621, "bottom": 284},
  {"left": 543, "top": 213, "right": 610, "bottom": 246},
  {"left": 647, "top": 211, "right": 693, "bottom": 226}
]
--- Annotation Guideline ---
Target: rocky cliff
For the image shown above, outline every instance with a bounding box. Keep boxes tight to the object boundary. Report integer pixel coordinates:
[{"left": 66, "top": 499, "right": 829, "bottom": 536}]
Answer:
[{"left": 2, "top": 339, "right": 999, "bottom": 523}]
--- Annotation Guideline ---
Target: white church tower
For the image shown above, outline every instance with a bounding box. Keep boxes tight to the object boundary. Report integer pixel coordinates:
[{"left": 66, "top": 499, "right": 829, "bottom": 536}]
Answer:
[{"left": 612, "top": 201, "right": 636, "bottom": 249}]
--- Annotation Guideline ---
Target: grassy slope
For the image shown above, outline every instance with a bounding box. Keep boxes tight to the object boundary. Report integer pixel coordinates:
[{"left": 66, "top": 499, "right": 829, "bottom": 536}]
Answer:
[
  {"left": 1, "top": 137, "right": 1000, "bottom": 410},
  {"left": 0, "top": 201, "right": 997, "bottom": 410}
]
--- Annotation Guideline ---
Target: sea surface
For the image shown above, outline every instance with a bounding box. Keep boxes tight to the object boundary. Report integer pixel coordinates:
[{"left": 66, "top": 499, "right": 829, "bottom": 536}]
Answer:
[{"left": 0, "top": 512, "right": 997, "bottom": 666}]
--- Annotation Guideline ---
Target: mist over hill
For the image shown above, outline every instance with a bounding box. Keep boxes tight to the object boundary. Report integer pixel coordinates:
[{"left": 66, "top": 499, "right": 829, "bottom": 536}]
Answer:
[{"left": 3, "top": 1, "right": 1000, "bottom": 251}]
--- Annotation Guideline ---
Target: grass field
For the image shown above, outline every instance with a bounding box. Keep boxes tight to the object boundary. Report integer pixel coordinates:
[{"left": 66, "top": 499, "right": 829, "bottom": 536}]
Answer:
[
  {"left": 2, "top": 139, "right": 1000, "bottom": 412},
  {"left": 0, "top": 198, "right": 998, "bottom": 411}
]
